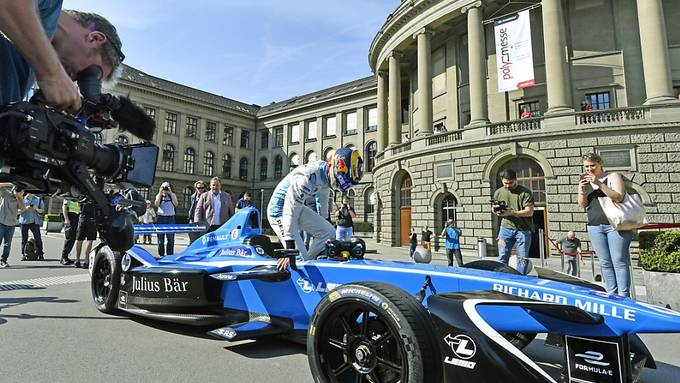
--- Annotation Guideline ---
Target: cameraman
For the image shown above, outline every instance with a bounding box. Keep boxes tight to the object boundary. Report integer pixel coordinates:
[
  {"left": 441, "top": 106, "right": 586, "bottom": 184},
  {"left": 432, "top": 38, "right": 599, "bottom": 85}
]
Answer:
[
  {"left": 155, "top": 182, "right": 178, "bottom": 256},
  {"left": 492, "top": 169, "right": 535, "bottom": 275},
  {"left": 0, "top": 1, "right": 123, "bottom": 110}
]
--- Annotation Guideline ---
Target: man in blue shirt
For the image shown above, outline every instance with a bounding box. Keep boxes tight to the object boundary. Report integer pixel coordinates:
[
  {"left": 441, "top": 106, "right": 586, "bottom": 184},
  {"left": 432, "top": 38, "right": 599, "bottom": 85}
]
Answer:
[
  {"left": 236, "top": 192, "right": 254, "bottom": 212},
  {"left": 0, "top": 1, "right": 124, "bottom": 110},
  {"left": 19, "top": 192, "right": 45, "bottom": 260},
  {"left": 440, "top": 219, "right": 463, "bottom": 267}
]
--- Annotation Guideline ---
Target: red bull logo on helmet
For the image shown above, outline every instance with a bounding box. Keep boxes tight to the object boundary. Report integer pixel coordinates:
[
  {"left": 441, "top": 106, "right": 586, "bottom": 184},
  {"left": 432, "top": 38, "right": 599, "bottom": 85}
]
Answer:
[{"left": 336, "top": 157, "right": 349, "bottom": 174}]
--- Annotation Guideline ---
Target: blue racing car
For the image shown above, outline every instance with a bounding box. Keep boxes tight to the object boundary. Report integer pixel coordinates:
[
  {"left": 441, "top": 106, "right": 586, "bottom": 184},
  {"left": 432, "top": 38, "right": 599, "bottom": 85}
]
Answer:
[{"left": 89, "top": 207, "right": 680, "bottom": 382}]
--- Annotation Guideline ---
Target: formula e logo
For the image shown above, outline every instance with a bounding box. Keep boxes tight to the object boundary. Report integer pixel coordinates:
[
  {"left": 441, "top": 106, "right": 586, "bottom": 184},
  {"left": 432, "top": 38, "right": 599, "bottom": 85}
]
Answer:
[
  {"left": 575, "top": 351, "right": 610, "bottom": 367},
  {"left": 443, "top": 334, "right": 477, "bottom": 369},
  {"left": 296, "top": 278, "right": 340, "bottom": 294}
]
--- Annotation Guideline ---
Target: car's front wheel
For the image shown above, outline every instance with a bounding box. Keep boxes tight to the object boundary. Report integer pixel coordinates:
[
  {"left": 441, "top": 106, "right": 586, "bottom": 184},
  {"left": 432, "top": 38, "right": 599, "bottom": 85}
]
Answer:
[
  {"left": 307, "top": 282, "right": 442, "bottom": 383},
  {"left": 91, "top": 246, "right": 122, "bottom": 314}
]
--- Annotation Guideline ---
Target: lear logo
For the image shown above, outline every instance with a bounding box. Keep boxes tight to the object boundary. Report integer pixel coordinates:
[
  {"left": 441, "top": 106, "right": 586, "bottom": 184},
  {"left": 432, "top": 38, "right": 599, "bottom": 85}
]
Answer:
[
  {"left": 445, "top": 334, "right": 476, "bottom": 359},
  {"left": 296, "top": 278, "right": 340, "bottom": 294},
  {"left": 575, "top": 351, "right": 610, "bottom": 367}
]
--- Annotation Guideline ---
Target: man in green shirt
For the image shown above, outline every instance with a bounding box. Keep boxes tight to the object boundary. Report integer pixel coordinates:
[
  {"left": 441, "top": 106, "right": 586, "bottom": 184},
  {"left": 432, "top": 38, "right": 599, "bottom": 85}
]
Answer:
[{"left": 492, "top": 169, "right": 535, "bottom": 275}]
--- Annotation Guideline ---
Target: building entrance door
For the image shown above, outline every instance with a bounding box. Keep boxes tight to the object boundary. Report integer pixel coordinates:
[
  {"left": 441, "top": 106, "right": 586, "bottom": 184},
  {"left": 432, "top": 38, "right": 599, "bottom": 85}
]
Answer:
[{"left": 400, "top": 208, "right": 411, "bottom": 246}]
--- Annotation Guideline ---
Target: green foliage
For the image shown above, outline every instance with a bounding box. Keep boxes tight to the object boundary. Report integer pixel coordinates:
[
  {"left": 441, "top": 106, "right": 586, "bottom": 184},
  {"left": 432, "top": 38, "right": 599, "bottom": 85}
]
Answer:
[
  {"left": 44, "top": 214, "right": 63, "bottom": 223},
  {"left": 640, "top": 230, "right": 680, "bottom": 273},
  {"left": 638, "top": 231, "right": 663, "bottom": 250},
  {"left": 353, "top": 221, "right": 374, "bottom": 233}
]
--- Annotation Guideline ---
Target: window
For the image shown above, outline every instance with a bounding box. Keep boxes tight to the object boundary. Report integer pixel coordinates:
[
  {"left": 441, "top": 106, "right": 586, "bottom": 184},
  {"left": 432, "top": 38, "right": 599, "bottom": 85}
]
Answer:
[
  {"left": 115, "top": 135, "right": 128, "bottom": 145},
  {"left": 345, "top": 144, "right": 356, "bottom": 150},
  {"left": 306, "top": 120, "right": 317, "bottom": 140},
  {"left": 365, "top": 141, "right": 377, "bottom": 172},
  {"left": 223, "top": 126, "right": 234, "bottom": 146},
  {"left": 366, "top": 107, "right": 377, "bottom": 131},
  {"left": 274, "top": 155, "right": 283, "bottom": 178},
  {"left": 137, "top": 187, "right": 149, "bottom": 200},
  {"left": 344, "top": 111, "right": 357, "bottom": 134},
  {"left": 586, "top": 91, "right": 611, "bottom": 110},
  {"left": 222, "top": 154, "right": 232, "bottom": 178},
  {"left": 400, "top": 177, "right": 412, "bottom": 207},
  {"left": 93, "top": 132, "right": 103, "bottom": 145},
  {"left": 205, "top": 121, "right": 217, "bottom": 142},
  {"left": 323, "top": 147, "right": 334, "bottom": 161},
  {"left": 518, "top": 101, "right": 541, "bottom": 118},
  {"left": 260, "top": 130, "right": 269, "bottom": 149},
  {"left": 306, "top": 151, "right": 317, "bottom": 164},
  {"left": 162, "top": 144, "right": 175, "bottom": 172},
  {"left": 290, "top": 123, "right": 300, "bottom": 143},
  {"left": 184, "top": 147, "right": 196, "bottom": 174},
  {"left": 186, "top": 116, "right": 198, "bottom": 138},
  {"left": 290, "top": 153, "right": 300, "bottom": 169},
  {"left": 164, "top": 112, "right": 177, "bottom": 135},
  {"left": 364, "top": 187, "right": 375, "bottom": 221},
  {"left": 241, "top": 130, "right": 250, "bottom": 148},
  {"left": 325, "top": 115, "right": 337, "bottom": 137},
  {"left": 203, "top": 151, "right": 214, "bottom": 176},
  {"left": 239, "top": 157, "right": 248, "bottom": 180},
  {"left": 497, "top": 158, "right": 546, "bottom": 204},
  {"left": 144, "top": 107, "right": 156, "bottom": 120},
  {"left": 260, "top": 158, "right": 268, "bottom": 180},
  {"left": 441, "top": 194, "right": 457, "bottom": 226},
  {"left": 274, "top": 127, "right": 283, "bottom": 147}
]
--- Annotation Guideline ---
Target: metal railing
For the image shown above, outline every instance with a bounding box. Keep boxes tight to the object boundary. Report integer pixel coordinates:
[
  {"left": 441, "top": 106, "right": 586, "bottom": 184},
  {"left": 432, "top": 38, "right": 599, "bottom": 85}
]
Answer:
[{"left": 488, "top": 117, "right": 543, "bottom": 136}]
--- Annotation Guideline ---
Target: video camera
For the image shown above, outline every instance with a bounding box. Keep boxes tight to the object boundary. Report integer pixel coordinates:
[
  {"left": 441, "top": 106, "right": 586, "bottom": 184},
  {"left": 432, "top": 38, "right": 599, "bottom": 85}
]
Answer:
[
  {"left": 0, "top": 66, "right": 158, "bottom": 252},
  {"left": 490, "top": 199, "right": 509, "bottom": 214}
]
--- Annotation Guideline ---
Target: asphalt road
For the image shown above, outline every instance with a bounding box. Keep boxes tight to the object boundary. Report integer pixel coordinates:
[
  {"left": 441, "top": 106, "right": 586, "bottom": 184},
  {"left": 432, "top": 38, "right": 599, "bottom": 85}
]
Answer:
[{"left": 0, "top": 231, "right": 679, "bottom": 382}]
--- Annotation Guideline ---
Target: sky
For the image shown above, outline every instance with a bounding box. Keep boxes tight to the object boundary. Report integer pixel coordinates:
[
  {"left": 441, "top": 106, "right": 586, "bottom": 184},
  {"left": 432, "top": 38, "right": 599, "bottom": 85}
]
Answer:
[{"left": 63, "top": 0, "right": 398, "bottom": 106}]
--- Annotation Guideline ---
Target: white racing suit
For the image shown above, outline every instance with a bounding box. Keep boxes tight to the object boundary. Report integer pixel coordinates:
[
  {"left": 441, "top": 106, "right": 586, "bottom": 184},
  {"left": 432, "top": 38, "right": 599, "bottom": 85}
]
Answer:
[{"left": 267, "top": 161, "right": 335, "bottom": 260}]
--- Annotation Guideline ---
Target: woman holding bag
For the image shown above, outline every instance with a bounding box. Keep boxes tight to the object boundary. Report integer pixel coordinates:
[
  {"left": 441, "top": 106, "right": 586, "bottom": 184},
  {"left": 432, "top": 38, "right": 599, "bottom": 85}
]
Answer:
[{"left": 577, "top": 153, "right": 634, "bottom": 297}]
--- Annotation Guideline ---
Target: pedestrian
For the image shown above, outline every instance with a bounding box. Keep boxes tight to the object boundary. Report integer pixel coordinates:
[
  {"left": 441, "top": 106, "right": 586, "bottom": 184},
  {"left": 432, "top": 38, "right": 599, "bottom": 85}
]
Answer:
[
  {"left": 155, "top": 181, "right": 178, "bottom": 256},
  {"left": 421, "top": 225, "right": 433, "bottom": 250},
  {"left": 74, "top": 198, "right": 97, "bottom": 268},
  {"left": 139, "top": 200, "right": 156, "bottom": 245},
  {"left": 520, "top": 107, "right": 532, "bottom": 119},
  {"left": 194, "top": 177, "right": 234, "bottom": 233},
  {"left": 557, "top": 230, "right": 582, "bottom": 276},
  {"left": 60, "top": 198, "right": 79, "bottom": 265},
  {"left": 335, "top": 195, "right": 356, "bottom": 241},
  {"left": 441, "top": 219, "right": 463, "bottom": 267},
  {"left": 493, "top": 168, "right": 535, "bottom": 275},
  {"left": 19, "top": 192, "right": 45, "bottom": 261},
  {"left": 236, "top": 192, "right": 254, "bottom": 212},
  {"left": 409, "top": 228, "right": 417, "bottom": 258},
  {"left": 578, "top": 152, "right": 633, "bottom": 296},
  {"left": 0, "top": 184, "right": 25, "bottom": 268},
  {"left": 187, "top": 180, "right": 206, "bottom": 244}
]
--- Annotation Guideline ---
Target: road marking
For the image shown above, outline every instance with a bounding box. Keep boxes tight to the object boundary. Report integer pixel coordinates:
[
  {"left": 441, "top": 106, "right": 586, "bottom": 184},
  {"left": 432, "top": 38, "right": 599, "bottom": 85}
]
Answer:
[{"left": 0, "top": 274, "right": 90, "bottom": 291}]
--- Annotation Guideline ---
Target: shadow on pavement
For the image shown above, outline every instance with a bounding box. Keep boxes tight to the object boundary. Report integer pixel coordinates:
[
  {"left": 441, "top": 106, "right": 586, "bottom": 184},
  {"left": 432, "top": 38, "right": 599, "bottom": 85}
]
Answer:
[
  {"left": 223, "top": 337, "right": 306, "bottom": 358},
  {"left": 131, "top": 317, "right": 221, "bottom": 340},
  {"left": 641, "top": 361, "right": 680, "bottom": 381}
]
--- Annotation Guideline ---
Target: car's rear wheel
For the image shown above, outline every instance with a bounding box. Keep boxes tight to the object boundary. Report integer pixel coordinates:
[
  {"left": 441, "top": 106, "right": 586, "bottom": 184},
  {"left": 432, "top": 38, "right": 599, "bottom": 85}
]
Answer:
[
  {"left": 307, "top": 282, "right": 442, "bottom": 383},
  {"left": 91, "top": 246, "right": 122, "bottom": 314},
  {"left": 463, "top": 260, "right": 537, "bottom": 350}
]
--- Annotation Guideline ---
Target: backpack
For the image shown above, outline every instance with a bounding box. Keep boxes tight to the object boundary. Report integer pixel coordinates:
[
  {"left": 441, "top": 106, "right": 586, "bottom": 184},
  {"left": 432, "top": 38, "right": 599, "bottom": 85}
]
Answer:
[{"left": 23, "top": 238, "right": 39, "bottom": 261}]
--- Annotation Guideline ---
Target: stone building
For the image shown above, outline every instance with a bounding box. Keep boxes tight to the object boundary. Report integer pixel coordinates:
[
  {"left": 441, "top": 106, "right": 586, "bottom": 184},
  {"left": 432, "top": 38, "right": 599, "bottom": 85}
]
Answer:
[{"left": 107, "top": 0, "right": 680, "bottom": 255}]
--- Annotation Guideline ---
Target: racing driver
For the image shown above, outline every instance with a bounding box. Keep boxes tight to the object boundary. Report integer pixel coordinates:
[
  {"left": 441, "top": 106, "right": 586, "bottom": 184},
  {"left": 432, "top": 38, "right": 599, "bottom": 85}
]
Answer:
[{"left": 268, "top": 148, "right": 363, "bottom": 271}]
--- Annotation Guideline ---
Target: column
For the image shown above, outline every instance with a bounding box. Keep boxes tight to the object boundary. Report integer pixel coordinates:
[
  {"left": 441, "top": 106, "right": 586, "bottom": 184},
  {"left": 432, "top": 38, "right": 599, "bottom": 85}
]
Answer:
[
  {"left": 542, "top": 0, "right": 573, "bottom": 114},
  {"left": 637, "top": 0, "right": 677, "bottom": 104},
  {"left": 463, "top": 2, "right": 489, "bottom": 126},
  {"left": 377, "top": 70, "right": 388, "bottom": 152},
  {"left": 388, "top": 51, "right": 403, "bottom": 146},
  {"left": 414, "top": 28, "right": 433, "bottom": 136}
]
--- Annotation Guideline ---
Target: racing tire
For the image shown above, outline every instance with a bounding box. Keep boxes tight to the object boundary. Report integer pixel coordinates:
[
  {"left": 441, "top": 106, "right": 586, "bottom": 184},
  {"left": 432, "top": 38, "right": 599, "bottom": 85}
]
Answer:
[
  {"left": 91, "top": 246, "right": 122, "bottom": 314},
  {"left": 307, "top": 282, "right": 442, "bottom": 383},
  {"left": 463, "top": 260, "right": 537, "bottom": 350}
]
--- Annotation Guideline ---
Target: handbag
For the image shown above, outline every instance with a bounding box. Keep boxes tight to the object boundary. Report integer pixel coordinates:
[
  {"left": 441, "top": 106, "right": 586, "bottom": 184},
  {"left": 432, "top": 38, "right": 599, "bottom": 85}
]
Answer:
[{"left": 597, "top": 176, "right": 648, "bottom": 231}]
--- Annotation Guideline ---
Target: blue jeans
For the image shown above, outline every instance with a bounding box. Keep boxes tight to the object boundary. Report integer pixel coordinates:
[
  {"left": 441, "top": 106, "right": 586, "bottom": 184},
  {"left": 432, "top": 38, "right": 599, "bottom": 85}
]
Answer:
[
  {"left": 587, "top": 224, "right": 634, "bottom": 297},
  {"left": 497, "top": 227, "right": 532, "bottom": 275},
  {"left": 20, "top": 223, "right": 43, "bottom": 256},
  {"left": 0, "top": 223, "right": 15, "bottom": 262},
  {"left": 156, "top": 215, "right": 175, "bottom": 256}
]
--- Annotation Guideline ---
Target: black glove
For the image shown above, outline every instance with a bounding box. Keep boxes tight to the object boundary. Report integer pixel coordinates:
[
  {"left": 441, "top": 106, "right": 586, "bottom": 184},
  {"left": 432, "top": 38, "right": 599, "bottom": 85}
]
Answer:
[{"left": 285, "top": 239, "right": 296, "bottom": 250}]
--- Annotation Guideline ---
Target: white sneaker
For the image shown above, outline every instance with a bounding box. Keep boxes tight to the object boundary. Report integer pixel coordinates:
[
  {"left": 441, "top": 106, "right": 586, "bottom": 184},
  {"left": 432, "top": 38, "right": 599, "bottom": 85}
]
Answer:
[{"left": 0, "top": 261, "right": 9, "bottom": 268}]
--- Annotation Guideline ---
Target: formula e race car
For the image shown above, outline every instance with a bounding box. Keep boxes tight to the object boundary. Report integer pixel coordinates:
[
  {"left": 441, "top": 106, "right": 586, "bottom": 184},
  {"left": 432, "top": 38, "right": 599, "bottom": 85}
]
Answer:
[{"left": 89, "top": 207, "right": 680, "bottom": 382}]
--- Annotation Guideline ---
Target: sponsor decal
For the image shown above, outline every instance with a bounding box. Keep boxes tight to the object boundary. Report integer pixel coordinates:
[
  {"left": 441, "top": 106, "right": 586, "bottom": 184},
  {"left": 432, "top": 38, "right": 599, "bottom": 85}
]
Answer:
[
  {"left": 218, "top": 246, "right": 253, "bottom": 258},
  {"left": 230, "top": 229, "right": 239, "bottom": 240},
  {"left": 131, "top": 275, "right": 189, "bottom": 294},
  {"left": 254, "top": 247, "right": 265, "bottom": 255},
  {"left": 328, "top": 291, "right": 341, "bottom": 302},
  {"left": 566, "top": 336, "right": 623, "bottom": 383},
  {"left": 213, "top": 327, "right": 237, "bottom": 340},
  {"left": 297, "top": 278, "right": 340, "bottom": 294},
  {"left": 121, "top": 253, "right": 131, "bottom": 272},
  {"left": 118, "top": 291, "right": 128, "bottom": 309},
  {"left": 492, "top": 283, "right": 637, "bottom": 321},
  {"left": 337, "top": 287, "right": 383, "bottom": 306},
  {"left": 443, "top": 334, "right": 477, "bottom": 369}
]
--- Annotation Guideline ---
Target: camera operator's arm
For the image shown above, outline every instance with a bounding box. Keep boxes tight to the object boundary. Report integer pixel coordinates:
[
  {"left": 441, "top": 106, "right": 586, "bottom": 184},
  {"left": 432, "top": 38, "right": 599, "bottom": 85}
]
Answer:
[
  {"left": 155, "top": 190, "right": 163, "bottom": 208},
  {"left": 170, "top": 191, "right": 178, "bottom": 208},
  {"left": 34, "top": 198, "right": 44, "bottom": 215},
  {"left": 0, "top": 1, "right": 80, "bottom": 111}
]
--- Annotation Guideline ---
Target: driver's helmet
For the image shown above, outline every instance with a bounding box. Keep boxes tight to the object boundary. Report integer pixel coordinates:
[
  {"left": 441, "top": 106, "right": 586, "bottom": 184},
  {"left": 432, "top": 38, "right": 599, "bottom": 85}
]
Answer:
[{"left": 327, "top": 148, "right": 363, "bottom": 191}]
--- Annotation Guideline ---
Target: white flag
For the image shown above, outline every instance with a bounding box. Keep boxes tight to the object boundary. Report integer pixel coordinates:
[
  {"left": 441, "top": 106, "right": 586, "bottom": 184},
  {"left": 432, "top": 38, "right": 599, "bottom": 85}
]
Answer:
[{"left": 494, "top": 10, "right": 535, "bottom": 92}]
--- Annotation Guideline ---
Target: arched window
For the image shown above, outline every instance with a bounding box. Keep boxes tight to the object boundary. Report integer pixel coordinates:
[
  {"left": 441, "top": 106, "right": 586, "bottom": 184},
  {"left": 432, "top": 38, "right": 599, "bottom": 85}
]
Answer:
[
  {"left": 441, "top": 194, "right": 457, "bottom": 226},
  {"left": 323, "top": 147, "right": 334, "bottom": 161},
  {"left": 365, "top": 141, "right": 377, "bottom": 172},
  {"left": 260, "top": 158, "right": 268, "bottom": 181},
  {"left": 306, "top": 150, "right": 317, "bottom": 164},
  {"left": 183, "top": 147, "right": 195, "bottom": 174},
  {"left": 222, "top": 154, "right": 232, "bottom": 179},
  {"left": 497, "top": 158, "right": 546, "bottom": 204},
  {"left": 364, "top": 187, "right": 375, "bottom": 221},
  {"left": 345, "top": 144, "right": 356, "bottom": 150},
  {"left": 274, "top": 155, "right": 283, "bottom": 178},
  {"left": 203, "top": 151, "right": 214, "bottom": 176},
  {"left": 116, "top": 135, "right": 128, "bottom": 145},
  {"left": 290, "top": 153, "right": 300, "bottom": 169},
  {"left": 162, "top": 144, "right": 175, "bottom": 172},
  {"left": 348, "top": 189, "right": 356, "bottom": 206},
  {"left": 400, "top": 177, "right": 412, "bottom": 208},
  {"left": 239, "top": 157, "right": 248, "bottom": 180},
  {"left": 184, "top": 186, "right": 194, "bottom": 208}
]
